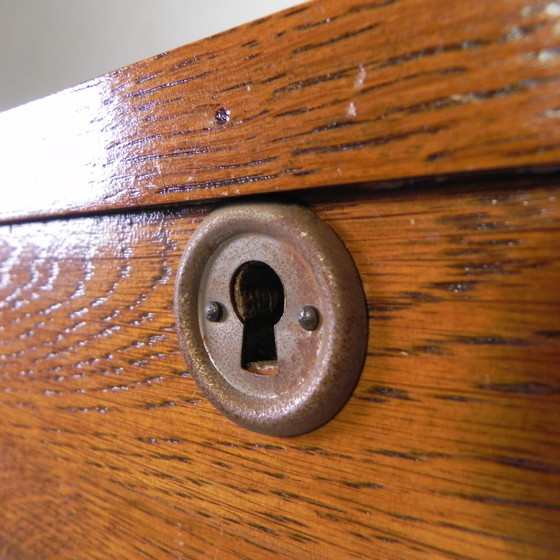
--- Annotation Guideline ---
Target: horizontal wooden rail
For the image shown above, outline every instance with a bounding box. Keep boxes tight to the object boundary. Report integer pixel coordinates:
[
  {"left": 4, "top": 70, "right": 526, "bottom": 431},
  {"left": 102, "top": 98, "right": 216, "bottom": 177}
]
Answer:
[{"left": 0, "top": 0, "right": 559, "bottom": 222}]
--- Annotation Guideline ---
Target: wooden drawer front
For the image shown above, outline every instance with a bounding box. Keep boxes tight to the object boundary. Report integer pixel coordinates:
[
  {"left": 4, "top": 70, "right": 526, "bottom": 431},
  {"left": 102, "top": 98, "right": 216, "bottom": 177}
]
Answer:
[{"left": 1, "top": 176, "right": 559, "bottom": 559}]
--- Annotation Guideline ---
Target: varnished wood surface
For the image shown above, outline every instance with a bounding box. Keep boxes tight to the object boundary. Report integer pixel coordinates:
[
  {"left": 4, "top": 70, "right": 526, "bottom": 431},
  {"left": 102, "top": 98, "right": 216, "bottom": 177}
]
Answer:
[
  {"left": 1, "top": 175, "right": 559, "bottom": 559},
  {"left": 1, "top": 0, "right": 560, "bottom": 222}
]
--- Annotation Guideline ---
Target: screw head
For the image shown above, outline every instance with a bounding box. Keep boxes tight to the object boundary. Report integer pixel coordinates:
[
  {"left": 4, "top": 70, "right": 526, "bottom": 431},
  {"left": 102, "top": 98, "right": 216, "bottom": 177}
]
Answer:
[
  {"left": 298, "top": 305, "right": 320, "bottom": 331},
  {"left": 204, "top": 301, "right": 223, "bottom": 322},
  {"left": 213, "top": 107, "right": 230, "bottom": 125}
]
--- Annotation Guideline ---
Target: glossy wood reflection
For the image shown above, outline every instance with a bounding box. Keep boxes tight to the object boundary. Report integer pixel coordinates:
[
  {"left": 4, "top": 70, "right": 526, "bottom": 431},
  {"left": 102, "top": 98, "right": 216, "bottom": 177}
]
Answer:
[
  {"left": 1, "top": 0, "right": 560, "bottom": 222},
  {"left": 1, "top": 175, "right": 559, "bottom": 559}
]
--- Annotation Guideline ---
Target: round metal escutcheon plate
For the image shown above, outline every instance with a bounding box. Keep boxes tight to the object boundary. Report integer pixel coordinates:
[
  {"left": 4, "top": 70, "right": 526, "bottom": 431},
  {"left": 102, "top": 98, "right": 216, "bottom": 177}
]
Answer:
[{"left": 174, "top": 202, "right": 368, "bottom": 437}]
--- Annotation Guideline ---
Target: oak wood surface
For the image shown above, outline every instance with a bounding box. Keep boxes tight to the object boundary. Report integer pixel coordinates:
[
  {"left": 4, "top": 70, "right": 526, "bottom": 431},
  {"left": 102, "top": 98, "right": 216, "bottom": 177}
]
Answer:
[
  {"left": 1, "top": 174, "right": 559, "bottom": 559},
  {"left": 1, "top": 0, "right": 560, "bottom": 222}
]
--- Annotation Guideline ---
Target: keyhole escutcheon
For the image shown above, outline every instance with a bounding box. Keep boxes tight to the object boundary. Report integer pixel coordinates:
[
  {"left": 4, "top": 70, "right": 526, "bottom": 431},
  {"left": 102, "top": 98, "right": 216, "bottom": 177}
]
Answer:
[
  {"left": 175, "top": 202, "right": 367, "bottom": 436},
  {"left": 231, "top": 261, "right": 284, "bottom": 375}
]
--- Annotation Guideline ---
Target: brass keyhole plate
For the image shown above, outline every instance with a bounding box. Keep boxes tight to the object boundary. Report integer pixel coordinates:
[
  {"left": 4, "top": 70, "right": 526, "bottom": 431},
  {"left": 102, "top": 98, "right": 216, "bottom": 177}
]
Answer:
[{"left": 174, "top": 202, "right": 368, "bottom": 437}]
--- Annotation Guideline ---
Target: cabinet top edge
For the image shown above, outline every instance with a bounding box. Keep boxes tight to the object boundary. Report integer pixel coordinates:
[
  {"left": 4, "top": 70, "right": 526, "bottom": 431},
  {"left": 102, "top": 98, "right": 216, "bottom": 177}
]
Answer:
[{"left": 1, "top": 0, "right": 559, "bottom": 223}]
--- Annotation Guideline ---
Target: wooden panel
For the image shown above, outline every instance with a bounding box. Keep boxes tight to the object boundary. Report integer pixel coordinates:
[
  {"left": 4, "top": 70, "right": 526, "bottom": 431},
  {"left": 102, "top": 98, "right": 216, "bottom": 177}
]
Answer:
[
  {"left": 1, "top": 175, "right": 559, "bottom": 559},
  {"left": 1, "top": 0, "right": 560, "bottom": 222}
]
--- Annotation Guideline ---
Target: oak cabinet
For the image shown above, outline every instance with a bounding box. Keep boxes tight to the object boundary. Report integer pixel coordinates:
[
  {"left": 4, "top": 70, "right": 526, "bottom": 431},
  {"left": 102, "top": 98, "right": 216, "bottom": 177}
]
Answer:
[{"left": 1, "top": 1, "right": 559, "bottom": 558}]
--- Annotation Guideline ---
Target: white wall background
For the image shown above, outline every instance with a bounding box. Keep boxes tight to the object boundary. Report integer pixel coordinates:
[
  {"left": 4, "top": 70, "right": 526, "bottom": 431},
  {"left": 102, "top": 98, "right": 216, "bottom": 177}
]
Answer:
[{"left": 0, "top": 0, "right": 300, "bottom": 112}]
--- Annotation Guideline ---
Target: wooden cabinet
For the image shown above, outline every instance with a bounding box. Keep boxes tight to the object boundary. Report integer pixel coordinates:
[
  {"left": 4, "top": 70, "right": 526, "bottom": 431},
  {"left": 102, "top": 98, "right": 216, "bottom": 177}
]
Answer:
[{"left": 1, "top": 1, "right": 559, "bottom": 558}]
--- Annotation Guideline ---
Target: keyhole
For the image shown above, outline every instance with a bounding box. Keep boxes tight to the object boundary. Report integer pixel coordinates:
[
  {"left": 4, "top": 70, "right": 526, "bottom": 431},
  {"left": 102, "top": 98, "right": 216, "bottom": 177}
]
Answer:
[{"left": 231, "top": 261, "right": 284, "bottom": 375}]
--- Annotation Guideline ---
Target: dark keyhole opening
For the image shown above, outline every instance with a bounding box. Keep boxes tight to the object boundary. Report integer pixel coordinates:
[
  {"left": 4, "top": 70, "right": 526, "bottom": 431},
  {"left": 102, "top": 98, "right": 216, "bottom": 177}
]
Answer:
[{"left": 231, "top": 261, "right": 284, "bottom": 375}]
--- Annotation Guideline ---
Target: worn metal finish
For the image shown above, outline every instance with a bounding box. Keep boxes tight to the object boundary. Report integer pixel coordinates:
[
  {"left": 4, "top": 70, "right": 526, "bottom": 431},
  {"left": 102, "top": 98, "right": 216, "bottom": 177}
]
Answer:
[{"left": 174, "top": 202, "right": 368, "bottom": 436}]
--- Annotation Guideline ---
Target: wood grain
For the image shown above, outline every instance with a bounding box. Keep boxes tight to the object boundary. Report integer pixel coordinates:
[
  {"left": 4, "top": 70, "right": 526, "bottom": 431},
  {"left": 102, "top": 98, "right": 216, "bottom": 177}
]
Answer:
[
  {"left": 1, "top": 0, "right": 560, "bottom": 222},
  {"left": 1, "top": 174, "right": 559, "bottom": 559}
]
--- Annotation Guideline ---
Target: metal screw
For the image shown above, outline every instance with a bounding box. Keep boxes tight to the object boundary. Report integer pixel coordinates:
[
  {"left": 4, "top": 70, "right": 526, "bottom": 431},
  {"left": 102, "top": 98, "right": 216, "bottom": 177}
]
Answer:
[
  {"left": 205, "top": 301, "right": 224, "bottom": 322},
  {"left": 213, "top": 107, "right": 230, "bottom": 125},
  {"left": 298, "top": 305, "right": 319, "bottom": 331}
]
